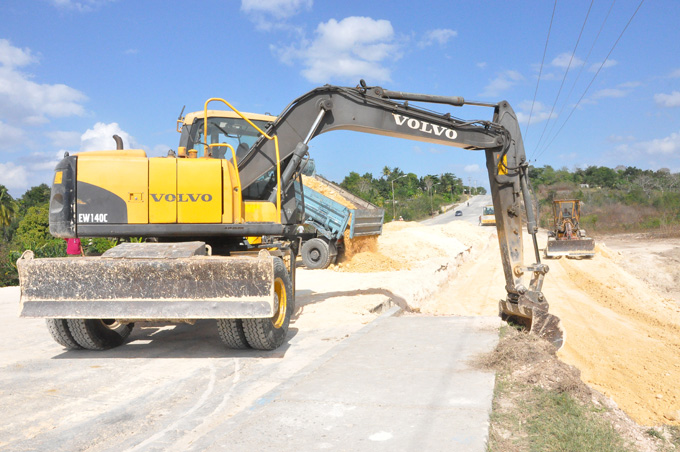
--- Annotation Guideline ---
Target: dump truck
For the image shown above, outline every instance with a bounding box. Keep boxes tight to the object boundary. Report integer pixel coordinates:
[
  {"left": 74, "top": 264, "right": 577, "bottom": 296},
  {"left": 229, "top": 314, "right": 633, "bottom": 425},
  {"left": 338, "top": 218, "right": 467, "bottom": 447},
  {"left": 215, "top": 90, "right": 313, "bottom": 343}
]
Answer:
[
  {"left": 17, "top": 80, "right": 564, "bottom": 351},
  {"left": 294, "top": 174, "right": 384, "bottom": 269},
  {"left": 545, "top": 199, "right": 595, "bottom": 259}
]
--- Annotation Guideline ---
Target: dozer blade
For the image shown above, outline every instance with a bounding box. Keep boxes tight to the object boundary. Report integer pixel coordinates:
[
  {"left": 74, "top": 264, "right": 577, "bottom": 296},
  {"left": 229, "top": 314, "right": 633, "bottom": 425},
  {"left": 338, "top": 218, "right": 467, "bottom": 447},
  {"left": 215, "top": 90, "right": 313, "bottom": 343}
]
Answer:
[
  {"left": 499, "top": 295, "right": 564, "bottom": 351},
  {"left": 545, "top": 237, "right": 595, "bottom": 258},
  {"left": 17, "top": 244, "right": 277, "bottom": 320}
]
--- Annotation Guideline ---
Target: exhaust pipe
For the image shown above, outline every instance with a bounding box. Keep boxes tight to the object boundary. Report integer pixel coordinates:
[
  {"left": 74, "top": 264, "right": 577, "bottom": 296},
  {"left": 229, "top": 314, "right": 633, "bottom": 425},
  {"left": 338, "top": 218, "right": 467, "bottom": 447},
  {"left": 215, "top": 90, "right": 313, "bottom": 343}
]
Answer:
[{"left": 112, "top": 135, "right": 124, "bottom": 150}]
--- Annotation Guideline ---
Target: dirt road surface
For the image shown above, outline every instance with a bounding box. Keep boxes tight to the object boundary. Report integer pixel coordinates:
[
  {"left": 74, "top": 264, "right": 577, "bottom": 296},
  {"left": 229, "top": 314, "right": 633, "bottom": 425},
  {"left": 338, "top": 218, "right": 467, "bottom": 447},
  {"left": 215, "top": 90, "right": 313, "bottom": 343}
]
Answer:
[
  {"left": 2, "top": 210, "right": 679, "bottom": 450},
  {"left": 423, "top": 225, "right": 680, "bottom": 427}
]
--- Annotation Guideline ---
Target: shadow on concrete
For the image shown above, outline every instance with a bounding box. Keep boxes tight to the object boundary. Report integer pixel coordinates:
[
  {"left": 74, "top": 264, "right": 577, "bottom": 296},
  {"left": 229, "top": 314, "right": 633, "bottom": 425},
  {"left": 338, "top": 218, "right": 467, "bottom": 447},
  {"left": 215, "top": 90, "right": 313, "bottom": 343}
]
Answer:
[{"left": 51, "top": 320, "right": 299, "bottom": 360}]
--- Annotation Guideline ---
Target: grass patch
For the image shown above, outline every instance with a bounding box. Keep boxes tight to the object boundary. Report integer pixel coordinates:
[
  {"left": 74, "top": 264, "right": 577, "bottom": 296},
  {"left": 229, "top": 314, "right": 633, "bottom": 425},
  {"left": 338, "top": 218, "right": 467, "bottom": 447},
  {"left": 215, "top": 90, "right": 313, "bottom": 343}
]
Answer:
[
  {"left": 480, "top": 326, "right": 678, "bottom": 452},
  {"left": 524, "top": 389, "right": 631, "bottom": 451}
]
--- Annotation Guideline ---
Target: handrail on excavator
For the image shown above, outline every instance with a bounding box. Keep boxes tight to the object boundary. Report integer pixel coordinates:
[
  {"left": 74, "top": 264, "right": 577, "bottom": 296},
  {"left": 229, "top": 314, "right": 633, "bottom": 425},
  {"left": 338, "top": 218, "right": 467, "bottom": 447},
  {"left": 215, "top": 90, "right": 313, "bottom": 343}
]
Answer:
[{"left": 203, "top": 98, "right": 283, "bottom": 221}]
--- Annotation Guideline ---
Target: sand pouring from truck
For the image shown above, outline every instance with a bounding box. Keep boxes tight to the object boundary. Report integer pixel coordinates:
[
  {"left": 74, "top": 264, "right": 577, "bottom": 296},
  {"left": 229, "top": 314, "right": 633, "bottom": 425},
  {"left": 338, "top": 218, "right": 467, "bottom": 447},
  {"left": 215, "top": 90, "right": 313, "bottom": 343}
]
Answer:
[{"left": 17, "top": 80, "right": 564, "bottom": 351}]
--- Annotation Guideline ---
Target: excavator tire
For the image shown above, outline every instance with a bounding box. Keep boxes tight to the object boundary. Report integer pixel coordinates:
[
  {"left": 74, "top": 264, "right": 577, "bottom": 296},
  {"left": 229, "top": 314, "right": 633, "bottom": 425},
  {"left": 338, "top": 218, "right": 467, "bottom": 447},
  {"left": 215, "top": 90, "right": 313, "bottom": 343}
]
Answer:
[
  {"left": 66, "top": 319, "right": 134, "bottom": 350},
  {"left": 45, "top": 319, "right": 83, "bottom": 350},
  {"left": 301, "top": 238, "right": 333, "bottom": 269},
  {"left": 243, "top": 258, "right": 294, "bottom": 350},
  {"left": 217, "top": 319, "right": 250, "bottom": 349}
]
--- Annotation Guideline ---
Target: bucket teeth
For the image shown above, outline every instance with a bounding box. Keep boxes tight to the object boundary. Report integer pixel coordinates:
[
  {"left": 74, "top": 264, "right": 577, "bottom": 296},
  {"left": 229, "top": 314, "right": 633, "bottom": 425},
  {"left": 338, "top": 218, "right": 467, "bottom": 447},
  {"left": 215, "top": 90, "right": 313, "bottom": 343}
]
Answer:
[{"left": 499, "top": 294, "right": 565, "bottom": 351}]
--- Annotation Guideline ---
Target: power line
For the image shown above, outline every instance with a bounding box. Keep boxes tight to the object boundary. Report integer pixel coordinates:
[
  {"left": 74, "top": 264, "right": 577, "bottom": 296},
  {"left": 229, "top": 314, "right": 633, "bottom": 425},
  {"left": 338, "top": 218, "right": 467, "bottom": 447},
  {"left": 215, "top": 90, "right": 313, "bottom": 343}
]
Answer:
[
  {"left": 524, "top": 0, "right": 557, "bottom": 142},
  {"left": 531, "top": 0, "right": 595, "bottom": 160},
  {"left": 537, "top": 0, "right": 617, "bottom": 157},
  {"left": 534, "top": 0, "right": 645, "bottom": 162}
]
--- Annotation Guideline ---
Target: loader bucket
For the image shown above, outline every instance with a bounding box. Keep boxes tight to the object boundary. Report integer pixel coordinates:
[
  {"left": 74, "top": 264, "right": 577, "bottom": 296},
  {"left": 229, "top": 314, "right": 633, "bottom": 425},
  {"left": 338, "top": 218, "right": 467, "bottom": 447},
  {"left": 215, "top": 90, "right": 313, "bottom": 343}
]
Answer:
[
  {"left": 545, "top": 237, "right": 595, "bottom": 259},
  {"left": 499, "top": 297, "right": 564, "bottom": 351},
  {"left": 17, "top": 246, "right": 278, "bottom": 320}
]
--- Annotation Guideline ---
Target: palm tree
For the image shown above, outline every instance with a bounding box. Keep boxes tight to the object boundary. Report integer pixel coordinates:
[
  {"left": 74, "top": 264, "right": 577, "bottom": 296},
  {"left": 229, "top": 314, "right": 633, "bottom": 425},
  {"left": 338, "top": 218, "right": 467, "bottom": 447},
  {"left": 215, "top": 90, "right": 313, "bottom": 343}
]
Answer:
[{"left": 0, "top": 185, "right": 18, "bottom": 227}]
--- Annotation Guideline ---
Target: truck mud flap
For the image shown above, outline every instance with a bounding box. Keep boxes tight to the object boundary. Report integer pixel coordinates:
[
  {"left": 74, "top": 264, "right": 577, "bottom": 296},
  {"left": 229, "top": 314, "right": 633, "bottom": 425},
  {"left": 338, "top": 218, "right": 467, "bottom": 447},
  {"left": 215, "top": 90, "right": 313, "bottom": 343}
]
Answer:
[
  {"left": 17, "top": 250, "right": 276, "bottom": 320},
  {"left": 545, "top": 238, "right": 595, "bottom": 258}
]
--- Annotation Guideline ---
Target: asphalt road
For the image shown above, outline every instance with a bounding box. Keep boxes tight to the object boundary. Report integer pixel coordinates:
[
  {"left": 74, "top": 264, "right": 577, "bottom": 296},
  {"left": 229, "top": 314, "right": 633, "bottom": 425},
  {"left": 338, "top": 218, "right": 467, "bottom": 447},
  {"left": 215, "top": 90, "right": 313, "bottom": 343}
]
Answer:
[{"left": 421, "top": 195, "right": 491, "bottom": 226}]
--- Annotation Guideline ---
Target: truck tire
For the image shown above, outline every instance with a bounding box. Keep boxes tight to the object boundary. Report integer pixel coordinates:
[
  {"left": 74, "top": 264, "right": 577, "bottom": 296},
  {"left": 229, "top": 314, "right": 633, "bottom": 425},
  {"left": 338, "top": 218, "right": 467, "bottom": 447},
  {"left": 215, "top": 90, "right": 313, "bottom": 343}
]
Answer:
[
  {"left": 217, "top": 319, "right": 250, "bottom": 349},
  {"left": 243, "top": 257, "right": 294, "bottom": 350},
  {"left": 301, "top": 238, "right": 333, "bottom": 269},
  {"left": 66, "top": 319, "right": 134, "bottom": 350},
  {"left": 45, "top": 319, "right": 83, "bottom": 350}
]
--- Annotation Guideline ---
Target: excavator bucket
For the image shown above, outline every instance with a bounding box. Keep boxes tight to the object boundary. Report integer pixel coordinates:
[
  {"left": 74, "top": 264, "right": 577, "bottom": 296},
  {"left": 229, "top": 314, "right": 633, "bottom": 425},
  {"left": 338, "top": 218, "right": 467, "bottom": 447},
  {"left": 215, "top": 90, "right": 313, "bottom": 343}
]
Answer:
[
  {"left": 545, "top": 237, "right": 595, "bottom": 259},
  {"left": 499, "top": 296, "right": 564, "bottom": 351},
  {"left": 17, "top": 243, "right": 279, "bottom": 320}
]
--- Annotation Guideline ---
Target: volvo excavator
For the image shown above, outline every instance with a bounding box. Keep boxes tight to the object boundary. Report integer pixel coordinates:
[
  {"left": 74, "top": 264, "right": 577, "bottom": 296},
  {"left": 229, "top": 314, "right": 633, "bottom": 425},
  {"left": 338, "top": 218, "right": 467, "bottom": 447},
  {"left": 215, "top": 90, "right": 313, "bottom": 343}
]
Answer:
[{"left": 17, "top": 81, "right": 563, "bottom": 351}]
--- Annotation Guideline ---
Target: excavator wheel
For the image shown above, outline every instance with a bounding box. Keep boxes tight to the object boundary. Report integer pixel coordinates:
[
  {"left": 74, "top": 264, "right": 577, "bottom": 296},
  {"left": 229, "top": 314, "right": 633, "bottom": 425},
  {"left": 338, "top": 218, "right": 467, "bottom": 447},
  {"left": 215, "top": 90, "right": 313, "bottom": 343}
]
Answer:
[
  {"left": 217, "top": 319, "right": 250, "bottom": 349},
  {"left": 45, "top": 319, "right": 83, "bottom": 350},
  {"left": 243, "top": 258, "right": 294, "bottom": 350},
  {"left": 66, "top": 319, "right": 134, "bottom": 350}
]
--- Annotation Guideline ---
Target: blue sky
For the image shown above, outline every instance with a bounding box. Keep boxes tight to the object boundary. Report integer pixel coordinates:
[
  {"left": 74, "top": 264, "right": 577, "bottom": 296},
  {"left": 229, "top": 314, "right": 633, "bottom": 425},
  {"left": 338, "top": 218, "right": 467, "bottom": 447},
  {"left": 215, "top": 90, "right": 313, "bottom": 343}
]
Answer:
[{"left": 1, "top": 0, "right": 678, "bottom": 196}]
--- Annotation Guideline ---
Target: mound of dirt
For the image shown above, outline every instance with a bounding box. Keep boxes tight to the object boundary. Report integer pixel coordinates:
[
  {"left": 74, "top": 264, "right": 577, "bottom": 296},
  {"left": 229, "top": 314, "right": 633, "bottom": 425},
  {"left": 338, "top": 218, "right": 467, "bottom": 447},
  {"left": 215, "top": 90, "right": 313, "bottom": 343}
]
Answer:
[{"left": 334, "top": 220, "right": 481, "bottom": 273}]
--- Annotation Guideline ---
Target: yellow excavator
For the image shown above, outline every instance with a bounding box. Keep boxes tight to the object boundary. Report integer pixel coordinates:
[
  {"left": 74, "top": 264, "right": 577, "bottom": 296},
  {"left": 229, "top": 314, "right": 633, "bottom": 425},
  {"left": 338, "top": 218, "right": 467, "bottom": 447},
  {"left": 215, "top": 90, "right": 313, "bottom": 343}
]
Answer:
[
  {"left": 545, "top": 199, "right": 595, "bottom": 259},
  {"left": 17, "top": 80, "right": 564, "bottom": 351}
]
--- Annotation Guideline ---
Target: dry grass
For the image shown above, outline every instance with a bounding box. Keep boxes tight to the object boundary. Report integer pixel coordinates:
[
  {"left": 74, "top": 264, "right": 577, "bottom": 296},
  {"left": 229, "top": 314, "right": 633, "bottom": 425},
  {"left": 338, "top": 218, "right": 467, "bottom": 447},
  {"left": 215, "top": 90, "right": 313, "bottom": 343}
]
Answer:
[{"left": 477, "top": 326, "right": 679, "bottom": 452}]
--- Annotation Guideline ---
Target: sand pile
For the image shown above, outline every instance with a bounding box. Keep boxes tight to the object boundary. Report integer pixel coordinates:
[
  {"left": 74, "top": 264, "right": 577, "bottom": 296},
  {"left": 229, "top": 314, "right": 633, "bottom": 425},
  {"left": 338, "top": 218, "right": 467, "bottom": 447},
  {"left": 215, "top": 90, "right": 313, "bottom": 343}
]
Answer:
[
  {"left": 301, "top": 175, "right": 355, "bottom": 209},
  {"left": 332, "top": 221, "right": 483, "bottom": 273}
]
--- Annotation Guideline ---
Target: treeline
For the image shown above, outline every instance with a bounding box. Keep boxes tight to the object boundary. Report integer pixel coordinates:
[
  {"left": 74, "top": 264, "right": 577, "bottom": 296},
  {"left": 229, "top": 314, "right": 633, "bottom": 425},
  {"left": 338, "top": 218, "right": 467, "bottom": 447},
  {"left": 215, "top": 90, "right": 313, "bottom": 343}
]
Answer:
[
  {"left": 337, "top": 166, "right": 485, "bottom": 222},
  {"left": 0, "top": 184, "right": 115, "bottom": 287},
  {"left": 528, "top": 165, "right": 680, "bottom": 234}
]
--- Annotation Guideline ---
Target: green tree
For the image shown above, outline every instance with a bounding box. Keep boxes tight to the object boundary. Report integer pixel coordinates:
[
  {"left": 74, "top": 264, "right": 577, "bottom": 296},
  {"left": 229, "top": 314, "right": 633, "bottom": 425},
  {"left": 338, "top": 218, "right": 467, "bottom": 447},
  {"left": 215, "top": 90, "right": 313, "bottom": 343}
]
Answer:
[
  {"left": 0, "top": 185, "right": 18, "bottom": 227},
  {"left": 19, "top": 184, "right": 51, "bottom": 210},
  {"left": 11, "top": 205, "right": 66, "bottom": 258}
]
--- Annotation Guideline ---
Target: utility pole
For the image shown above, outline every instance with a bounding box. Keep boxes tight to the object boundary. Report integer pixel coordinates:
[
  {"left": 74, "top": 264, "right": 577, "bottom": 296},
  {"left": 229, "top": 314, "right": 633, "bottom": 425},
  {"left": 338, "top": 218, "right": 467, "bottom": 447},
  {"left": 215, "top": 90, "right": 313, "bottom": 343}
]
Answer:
[{"left": 391, "top": 174, "right": 407, "bottom": 220}]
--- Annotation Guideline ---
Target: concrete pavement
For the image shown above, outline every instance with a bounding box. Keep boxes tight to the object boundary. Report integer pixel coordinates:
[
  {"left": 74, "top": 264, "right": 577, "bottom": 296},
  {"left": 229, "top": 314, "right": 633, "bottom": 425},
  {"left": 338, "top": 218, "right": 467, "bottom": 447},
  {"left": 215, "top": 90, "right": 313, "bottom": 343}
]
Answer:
[{"left": 191, "top": 310, "right": 500, "bottom": 451}]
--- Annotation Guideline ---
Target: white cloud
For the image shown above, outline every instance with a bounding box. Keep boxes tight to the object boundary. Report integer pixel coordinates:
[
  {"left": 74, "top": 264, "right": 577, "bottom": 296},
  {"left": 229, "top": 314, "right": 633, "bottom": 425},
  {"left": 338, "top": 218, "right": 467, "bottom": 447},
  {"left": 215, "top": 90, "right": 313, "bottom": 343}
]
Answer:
[
  {"left": 654, "top": 91, "right": 680, "bottom": 108},
  {"left": 481, "top": 70, "right": 524, "bottom": 97},
  {"left": 0, "top": 120, "right": 26, "bottom": 150},
  {"left": 476, "top": 62, "right": 487, "bottom": 69},
  {"left": 616, "top": 131, "right": 680, "bottom": 157},
  {"left": 640, "top": 132, "right": 680, "bottom": 155},
  {"left": 27, "top": 151, "right": 65, "bottom": 172},
  {"left": 464, "top": 164, "right": 480, "bottom": 173},
  {"left": 588, "top": 59, "right": 617, "bottom": 72},
  {"left": 49, "top": 0, "right": 114, "bottom": 12},
  {"left": 516, "top": 101, "right": 552, "bottom": 125},
  {"left": 46, "top": 130, "right": 82, "bottom": 148},
  {"left": 551, "top": 52, "right": 584, "bottom": 69},
  {"left": 607, "top": 134, "right": 635, "bottom": 142},
  {"left": 80, "top": 122, "right": 137, "bottom": 152},
  {"left": 669, "top": 68, "right": 680, "bottom": 78},
  {"left": 592, "top": 88, "right": 627, "bottom": 99},
  {"left": 419, "top": 29, "right": 457, "bottom": 48},
  {"left": 279, "top": 17, "right": 400, "bottom": 83},
  {"left": 0, "top": 39, "right": 37, "bottom": 68},
  {"left": 0, "top": 41, "right": 87, "bottom": 125},
  {"left": 241, "top": 0, "right": 312, "bottom": 30},
  {"left": 0, "top": 162, "right": 29, "bottom": 189}
]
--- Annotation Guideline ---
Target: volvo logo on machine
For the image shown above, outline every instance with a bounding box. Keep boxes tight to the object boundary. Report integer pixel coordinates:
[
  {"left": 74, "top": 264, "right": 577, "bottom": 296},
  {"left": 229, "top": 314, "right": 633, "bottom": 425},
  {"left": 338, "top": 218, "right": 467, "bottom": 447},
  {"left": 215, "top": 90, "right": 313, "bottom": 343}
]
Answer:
[
  {"left": 151, "top": 194, "right": 213, "bottom": 202},
  {"left": 392, "top": 113, "right": 458, "bottom": 140}
]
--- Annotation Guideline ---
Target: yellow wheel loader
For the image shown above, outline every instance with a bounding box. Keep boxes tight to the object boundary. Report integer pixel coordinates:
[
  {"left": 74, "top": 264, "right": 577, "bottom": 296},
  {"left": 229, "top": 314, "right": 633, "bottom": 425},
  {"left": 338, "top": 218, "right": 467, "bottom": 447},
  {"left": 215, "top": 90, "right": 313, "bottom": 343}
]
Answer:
[
  {"left": 544, "top": 199, "right": 595, "bottom": 259},
  {"left": 18, "top": 80, "right": 564, "bottom": 351}
]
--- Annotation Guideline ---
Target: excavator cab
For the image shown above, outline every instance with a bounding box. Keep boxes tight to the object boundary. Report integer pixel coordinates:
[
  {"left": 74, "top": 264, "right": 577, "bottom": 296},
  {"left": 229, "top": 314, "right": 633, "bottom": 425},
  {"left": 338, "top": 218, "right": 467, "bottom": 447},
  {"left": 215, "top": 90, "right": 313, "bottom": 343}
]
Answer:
[{"left": 545, "top": 199, "right": 595, "bottom": 258}]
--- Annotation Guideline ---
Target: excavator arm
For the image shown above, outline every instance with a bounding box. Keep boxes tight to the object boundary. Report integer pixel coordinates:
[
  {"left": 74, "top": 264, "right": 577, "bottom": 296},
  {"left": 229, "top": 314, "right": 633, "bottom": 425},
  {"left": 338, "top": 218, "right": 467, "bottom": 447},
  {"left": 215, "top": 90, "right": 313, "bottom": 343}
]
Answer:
[{"left": 236, "top": 81, "right": 562, "bottom": 348}]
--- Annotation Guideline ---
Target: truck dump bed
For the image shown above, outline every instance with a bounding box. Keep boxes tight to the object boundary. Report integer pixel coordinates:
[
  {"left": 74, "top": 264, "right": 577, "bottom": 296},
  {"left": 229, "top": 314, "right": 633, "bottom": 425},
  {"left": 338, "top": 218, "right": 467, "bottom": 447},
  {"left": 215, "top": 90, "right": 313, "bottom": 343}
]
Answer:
[{"left": 295, "top": 175, "right": 384, "bottom": 241}]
